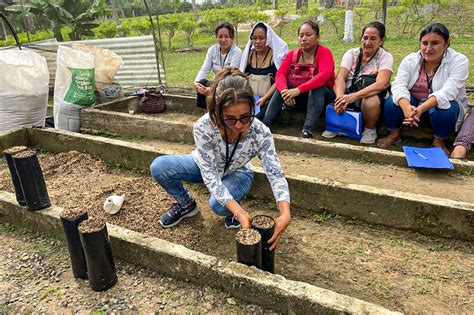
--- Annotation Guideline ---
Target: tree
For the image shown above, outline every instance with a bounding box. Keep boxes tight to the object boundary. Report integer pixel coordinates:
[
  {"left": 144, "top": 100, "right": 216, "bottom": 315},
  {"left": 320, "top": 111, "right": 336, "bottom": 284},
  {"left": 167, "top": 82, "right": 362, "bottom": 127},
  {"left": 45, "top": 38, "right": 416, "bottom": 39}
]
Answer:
[
  {"left": 161, "top": 15, "right": 179, "bottom": 49},
  {"left": 5, "top": 0, "right": 109, "bottom": 41},
  {"left": 274, "top": 9, "right": 290, "bottom": 36},
  {"left": 342, "top": 0, "right": 354, "bottom": 43},
  {"left": 179, "top": 16, "right": 197, "bottom": 47}
]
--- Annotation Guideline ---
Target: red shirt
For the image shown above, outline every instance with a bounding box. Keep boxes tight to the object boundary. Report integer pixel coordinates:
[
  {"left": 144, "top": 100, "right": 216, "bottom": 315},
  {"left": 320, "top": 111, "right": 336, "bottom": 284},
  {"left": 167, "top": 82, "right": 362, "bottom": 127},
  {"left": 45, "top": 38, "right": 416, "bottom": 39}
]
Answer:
[{"left": 275, "top": 45, "right": 335, "bottom": 94}]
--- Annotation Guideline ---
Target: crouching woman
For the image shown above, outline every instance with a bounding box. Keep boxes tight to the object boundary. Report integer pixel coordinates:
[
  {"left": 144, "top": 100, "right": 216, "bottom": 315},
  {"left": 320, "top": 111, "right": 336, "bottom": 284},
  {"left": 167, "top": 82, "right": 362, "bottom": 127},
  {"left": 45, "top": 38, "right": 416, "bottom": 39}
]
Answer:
[{"left": 150, "top": 67, "right": 291, "bottom": 251}]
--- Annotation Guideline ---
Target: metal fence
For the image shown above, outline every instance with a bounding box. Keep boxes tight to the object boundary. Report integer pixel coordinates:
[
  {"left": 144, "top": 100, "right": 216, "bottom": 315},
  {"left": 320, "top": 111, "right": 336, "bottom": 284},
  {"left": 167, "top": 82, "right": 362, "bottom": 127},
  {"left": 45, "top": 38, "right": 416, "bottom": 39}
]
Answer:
[{"left": 16, "top": 35, "right": 165, "bottom": 91}]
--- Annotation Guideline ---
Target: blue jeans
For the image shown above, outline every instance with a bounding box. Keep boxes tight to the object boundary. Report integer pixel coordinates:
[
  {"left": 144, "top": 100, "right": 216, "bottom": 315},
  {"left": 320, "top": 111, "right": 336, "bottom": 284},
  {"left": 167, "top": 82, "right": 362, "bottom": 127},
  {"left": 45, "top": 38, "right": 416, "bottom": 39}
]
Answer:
[
  {"left": 262, "top": 86, "right": 334, "bottom": 132},
  {"left": 150, "top": 153, "right": 254, "bottom": 217},
  {"left": 384, "top": 95, "right": 460, "bottom": 139}
]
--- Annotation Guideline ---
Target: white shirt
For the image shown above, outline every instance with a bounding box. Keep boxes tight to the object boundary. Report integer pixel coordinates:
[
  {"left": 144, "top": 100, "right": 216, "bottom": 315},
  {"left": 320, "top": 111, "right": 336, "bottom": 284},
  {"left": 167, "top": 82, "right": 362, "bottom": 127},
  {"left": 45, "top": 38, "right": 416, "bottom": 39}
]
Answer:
[
  {"left": 194, "top": 44, "right": 242, "bottom": 82},
  {"left": 191, "top": 114, "right": 290, "bottom": 207},
  {"left": 391, "top": 48, "right": 469, "bottom": 130}
]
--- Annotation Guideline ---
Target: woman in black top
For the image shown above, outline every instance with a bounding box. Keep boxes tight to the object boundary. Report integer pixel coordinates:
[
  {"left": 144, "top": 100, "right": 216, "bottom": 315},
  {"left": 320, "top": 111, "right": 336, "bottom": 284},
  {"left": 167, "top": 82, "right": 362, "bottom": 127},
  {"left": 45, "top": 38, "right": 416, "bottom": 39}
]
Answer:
[{"left": 240, "top": 22, "right": 288, "bottom": 120}]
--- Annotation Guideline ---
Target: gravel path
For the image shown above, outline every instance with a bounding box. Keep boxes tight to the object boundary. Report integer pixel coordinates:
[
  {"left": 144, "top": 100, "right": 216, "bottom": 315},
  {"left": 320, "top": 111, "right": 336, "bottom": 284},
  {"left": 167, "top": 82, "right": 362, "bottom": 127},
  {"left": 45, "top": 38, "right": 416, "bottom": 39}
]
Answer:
[{"left": 0, "top": 223, "right": 271, "bottom": 313}]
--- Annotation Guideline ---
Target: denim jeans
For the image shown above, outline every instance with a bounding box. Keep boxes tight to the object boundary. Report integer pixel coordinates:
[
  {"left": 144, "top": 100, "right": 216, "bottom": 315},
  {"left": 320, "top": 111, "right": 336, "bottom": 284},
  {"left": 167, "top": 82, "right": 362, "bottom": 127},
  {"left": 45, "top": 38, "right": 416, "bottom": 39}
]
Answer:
[
  {"left": 454, "top": 109, "right": 474, "bottom": 151},
  {"left": 384, "top": 95, "right": 460, "bottom": 139},
  {"left": 150, "top": 153, "right": 254, "bottom": 217},
  {"left": 262, "top": 86, "right": 334, "bottom": 132}
]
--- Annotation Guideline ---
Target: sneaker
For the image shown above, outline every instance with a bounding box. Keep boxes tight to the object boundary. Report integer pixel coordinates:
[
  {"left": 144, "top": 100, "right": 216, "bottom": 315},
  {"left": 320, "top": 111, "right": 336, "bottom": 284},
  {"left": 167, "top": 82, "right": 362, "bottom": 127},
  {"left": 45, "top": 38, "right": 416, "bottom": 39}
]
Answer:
[
  {"left": 322, "top": 130, "right": 337, "bottom": 139},
  {"left": 224, "top": 215, "right": 241, "bottom": 229},
  {"left": 301, "top": 130, "right": 313, "bottom": 139},
  {"left": 360, "top": 128, "right": 377, "bottom": 144},
  {"left": 159, "top": 200, "right": 199, "bottom": 228}
]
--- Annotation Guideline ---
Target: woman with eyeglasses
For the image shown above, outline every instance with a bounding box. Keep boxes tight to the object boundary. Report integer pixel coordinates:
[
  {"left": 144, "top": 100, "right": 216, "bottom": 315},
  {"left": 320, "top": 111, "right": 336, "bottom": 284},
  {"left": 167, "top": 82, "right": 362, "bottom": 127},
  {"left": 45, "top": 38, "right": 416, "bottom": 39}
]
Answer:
[
  {"left": 151, "top": 67, "right": 291, "bottom": 251},
  {"left": 377, "top": 23, "right": 469, "bottom": 155},
  {"left": 239, "top": 22, "right": 288, "bottom": 119},
  {"left": 193, "top": 22, "right": 242, "bottom": 109}
]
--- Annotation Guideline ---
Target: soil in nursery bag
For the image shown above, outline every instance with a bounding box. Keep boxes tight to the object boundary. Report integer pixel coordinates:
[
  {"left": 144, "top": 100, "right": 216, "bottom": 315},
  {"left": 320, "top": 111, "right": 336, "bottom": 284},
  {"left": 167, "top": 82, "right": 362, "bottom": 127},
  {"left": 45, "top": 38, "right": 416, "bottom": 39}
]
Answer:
[
  {"left": 78, "top": 218, "right": 117, "bottom": 291},
  {"left": 3, "top": 146, "right": 29, "bottom": 206},
  {"left": 235, "top": 229, "right": 262, "bottom": 269},
  {"left": 0, "top": 151, "right": 473, "bottom": 313},
  {"left": 251, "top": 215, "right": 275, "bottom": 273}
]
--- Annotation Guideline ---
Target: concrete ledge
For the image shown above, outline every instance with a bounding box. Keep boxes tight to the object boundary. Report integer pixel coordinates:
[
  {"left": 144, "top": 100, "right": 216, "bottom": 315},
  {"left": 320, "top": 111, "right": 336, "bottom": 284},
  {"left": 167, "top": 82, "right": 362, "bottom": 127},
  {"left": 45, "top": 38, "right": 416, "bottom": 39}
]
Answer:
[
  {"left": 80, "top": 108, "right": 474, "bottom": 175},
  {"left": 2, "top": 128, "right": 472, "bottom": 240},
  {"left": 0, "top": 192, "right": 400, "bottom": 314}
]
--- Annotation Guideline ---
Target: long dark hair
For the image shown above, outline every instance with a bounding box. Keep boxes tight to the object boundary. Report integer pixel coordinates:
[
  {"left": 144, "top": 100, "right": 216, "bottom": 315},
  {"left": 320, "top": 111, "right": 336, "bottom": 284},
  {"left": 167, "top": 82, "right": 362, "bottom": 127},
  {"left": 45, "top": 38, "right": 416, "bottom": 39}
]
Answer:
[
  {"left": 420, "top": 23, "right": 450, "bottom": 42},
  {"left": 207, "top": 67, "right": 255, "bottom": 127},
  {"left": 215, "top": 22, "right": 235, "bottom": 39},
  {"left": 362, "top": 21, "right": 386, "bottom": 40}
]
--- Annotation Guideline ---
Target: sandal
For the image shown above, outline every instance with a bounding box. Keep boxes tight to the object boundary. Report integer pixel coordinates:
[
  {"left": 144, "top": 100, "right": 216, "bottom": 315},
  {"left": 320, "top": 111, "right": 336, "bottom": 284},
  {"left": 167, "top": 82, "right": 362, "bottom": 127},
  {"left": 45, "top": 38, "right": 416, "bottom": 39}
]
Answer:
[{"left": 376, "top": 135, "right": 401, "bottom": 149}]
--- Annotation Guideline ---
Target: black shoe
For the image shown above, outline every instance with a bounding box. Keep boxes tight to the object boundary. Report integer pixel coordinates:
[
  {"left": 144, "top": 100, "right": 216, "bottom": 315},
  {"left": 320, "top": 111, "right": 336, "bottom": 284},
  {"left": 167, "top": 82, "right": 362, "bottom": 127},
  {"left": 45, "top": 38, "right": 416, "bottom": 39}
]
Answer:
[
  {"left": 301, "top": 130, "right": 313, "bottom": 139},
  {"left": 159, "top": 200, "right": 199, "bottom": 228},
  {"left": 224, "top": 215, "right": 241, "bottom": 229}
]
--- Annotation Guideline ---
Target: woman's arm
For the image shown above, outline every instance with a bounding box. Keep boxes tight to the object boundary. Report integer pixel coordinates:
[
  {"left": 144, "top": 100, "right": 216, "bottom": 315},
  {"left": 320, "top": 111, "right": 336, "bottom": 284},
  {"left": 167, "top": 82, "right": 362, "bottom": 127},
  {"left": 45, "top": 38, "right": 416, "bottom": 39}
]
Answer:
[
  {"left": 229, "top": 46, "right": 243, "bottom": 68},
  {"left": 334, "top": 67, "right": 349, "bottom": 99},
  {"left": 430, "top": 53, "right": 469, "bottom": 109},
  {"left": 194, "top": 45, "right": 215, "bottom": 83},
  {"left": 391, "top": 53, "right": 417, "bottom": 106},
  {"left": 275, "top": 51, "right": 293, "bottom": 92},
  {"left": 257, "top": 83, "right": 277, "bottom": 106}
]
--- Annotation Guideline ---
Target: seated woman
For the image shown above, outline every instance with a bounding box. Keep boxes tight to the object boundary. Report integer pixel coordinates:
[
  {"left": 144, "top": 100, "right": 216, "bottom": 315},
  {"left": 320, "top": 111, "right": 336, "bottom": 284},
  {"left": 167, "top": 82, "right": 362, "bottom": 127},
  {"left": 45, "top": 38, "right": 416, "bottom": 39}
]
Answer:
[
  {"left": 451, "top": 109, "right": 474, "bottom": 159},
  {"left": 323, "top": 21, "right": 393, "bottom": 144},
  {"left": 239, "top": 22, "right": 288, "bottom": 120},
  {"left": 261, "top": 20, "right": 335, "bottom": 139},
  {"left": 151, "top": 67, "right": 291, "bottom": 251},
  {"left": 193, "top": 22, "right": 242, "bottom": 109},
  {"left": 377, "top": 23, "right": 469, "bottom": 155}
]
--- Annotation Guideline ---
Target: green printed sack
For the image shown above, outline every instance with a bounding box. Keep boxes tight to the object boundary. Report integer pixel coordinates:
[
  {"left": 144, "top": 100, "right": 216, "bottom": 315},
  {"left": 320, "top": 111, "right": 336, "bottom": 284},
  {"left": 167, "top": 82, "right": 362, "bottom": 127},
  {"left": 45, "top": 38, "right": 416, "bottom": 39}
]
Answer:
[{"left": 54, "top": 46, "right": 96, "bottom": 131}]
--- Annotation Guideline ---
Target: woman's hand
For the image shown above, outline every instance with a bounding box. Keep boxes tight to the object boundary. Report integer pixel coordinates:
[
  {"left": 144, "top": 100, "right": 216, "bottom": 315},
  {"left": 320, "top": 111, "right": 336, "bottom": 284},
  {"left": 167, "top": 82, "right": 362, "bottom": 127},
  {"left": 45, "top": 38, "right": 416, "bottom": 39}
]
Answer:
[
  {"left": 236, "top": 210, "right": 252, "bottom": 229},
  {"left": 267, "top": 211, "right": 291, "bottom": 251},
  {"left": 281, "top": 88, "right": 300, "bottom": 107},
  {"left": 194, "top": 82, "right": 210, "bottom": 95},
  {"left": 256, "top": 96, "right": 266, "bottom": 106},
  {"left": 403, "top": 107, "right": 424, "bottom": 127},
  {"left": 334, "top": 93, "right": 357, "bottom": 114}
]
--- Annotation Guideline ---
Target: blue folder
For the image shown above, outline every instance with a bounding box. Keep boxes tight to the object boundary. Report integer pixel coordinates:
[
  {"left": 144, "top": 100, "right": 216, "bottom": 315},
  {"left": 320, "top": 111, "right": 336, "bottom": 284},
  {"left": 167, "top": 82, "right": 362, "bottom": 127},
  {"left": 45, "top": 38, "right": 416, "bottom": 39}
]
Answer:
[
  {"left": 325, "top": 105, "right": 363, "bottom": 139},
  {"left": 403, "top": 146, "right": 454, "bottom": 170},
  {"left": 254, "top": 95, "right": 260, "bottom": 115}
]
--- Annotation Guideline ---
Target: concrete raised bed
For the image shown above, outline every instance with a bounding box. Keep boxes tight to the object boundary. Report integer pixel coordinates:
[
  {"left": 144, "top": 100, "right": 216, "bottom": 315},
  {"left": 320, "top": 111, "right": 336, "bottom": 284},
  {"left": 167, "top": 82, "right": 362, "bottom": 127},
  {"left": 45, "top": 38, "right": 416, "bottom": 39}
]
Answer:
[{"left": 2, "top": 128, "right": 473, "bottom": 242}]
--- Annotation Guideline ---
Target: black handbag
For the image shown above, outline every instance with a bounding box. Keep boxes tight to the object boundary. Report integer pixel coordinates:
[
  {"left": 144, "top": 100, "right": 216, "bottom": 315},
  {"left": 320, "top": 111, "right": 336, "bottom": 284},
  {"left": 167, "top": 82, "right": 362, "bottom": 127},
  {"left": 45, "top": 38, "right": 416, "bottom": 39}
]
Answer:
[{"left": 348, "top": 48, "right": 378, "bottom": 93}]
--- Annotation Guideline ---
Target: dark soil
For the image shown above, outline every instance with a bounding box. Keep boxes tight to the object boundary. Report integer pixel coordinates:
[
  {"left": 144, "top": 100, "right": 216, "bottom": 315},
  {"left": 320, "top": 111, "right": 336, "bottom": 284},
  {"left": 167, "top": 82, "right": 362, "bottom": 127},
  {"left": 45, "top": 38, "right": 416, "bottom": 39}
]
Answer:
[
  {"left": 12, "top": 149, "right": 36, "bottom": 159},
  {"left": 59, "top": 209, "right": 87, "bottom": 221}
]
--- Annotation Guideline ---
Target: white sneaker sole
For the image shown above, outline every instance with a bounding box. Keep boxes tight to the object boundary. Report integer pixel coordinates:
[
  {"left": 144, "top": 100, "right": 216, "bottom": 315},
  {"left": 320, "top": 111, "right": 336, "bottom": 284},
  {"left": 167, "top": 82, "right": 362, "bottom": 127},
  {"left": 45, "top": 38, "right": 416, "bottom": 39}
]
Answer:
[{"left": 159, "top": 206, "right": 199, "bottom": 228}]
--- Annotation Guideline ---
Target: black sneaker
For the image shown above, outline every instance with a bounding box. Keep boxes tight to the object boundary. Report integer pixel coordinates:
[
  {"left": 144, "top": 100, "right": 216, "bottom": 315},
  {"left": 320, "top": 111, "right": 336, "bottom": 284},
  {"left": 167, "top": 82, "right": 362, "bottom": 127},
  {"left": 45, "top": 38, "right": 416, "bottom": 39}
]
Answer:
[
  {"left": 224, "top": 215, "right": 241, "bottom": 229},
  {"left": 159, "top": 200, "right": 199, "bottom": 228},
  {"left": 301, "top": 130, "right": 313, "bottom": 139}
]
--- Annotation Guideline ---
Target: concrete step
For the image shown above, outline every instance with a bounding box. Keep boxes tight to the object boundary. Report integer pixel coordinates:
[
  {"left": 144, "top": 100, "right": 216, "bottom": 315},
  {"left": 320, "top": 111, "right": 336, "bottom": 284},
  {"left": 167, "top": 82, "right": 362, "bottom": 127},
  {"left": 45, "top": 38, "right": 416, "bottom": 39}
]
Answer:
[{"left": 2, "top": 128, "right": 472, "bottom": 241}]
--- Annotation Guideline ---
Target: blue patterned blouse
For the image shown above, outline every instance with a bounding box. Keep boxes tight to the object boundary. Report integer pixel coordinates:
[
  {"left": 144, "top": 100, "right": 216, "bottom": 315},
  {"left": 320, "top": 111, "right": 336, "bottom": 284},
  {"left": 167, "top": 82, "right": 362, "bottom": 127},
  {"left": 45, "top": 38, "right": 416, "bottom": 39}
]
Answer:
[{"left": 191, "top": 113, "right": 290, "bottom": 207}]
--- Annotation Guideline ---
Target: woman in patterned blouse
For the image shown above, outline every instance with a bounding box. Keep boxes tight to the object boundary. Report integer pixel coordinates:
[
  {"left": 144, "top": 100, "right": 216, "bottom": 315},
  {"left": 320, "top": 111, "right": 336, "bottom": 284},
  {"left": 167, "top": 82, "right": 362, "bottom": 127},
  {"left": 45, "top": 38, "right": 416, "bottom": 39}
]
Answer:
[{"left": 151, "top": 67, "right": 291, "bottom": 251}]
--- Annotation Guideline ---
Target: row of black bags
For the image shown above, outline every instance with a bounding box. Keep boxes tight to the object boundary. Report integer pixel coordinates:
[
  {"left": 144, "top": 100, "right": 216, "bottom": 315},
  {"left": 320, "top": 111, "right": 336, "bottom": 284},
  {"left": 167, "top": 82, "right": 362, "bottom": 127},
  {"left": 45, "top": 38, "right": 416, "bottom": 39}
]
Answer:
[
  {"left": 60, "top": 211, "right": 117, "bottom": 291},
  {"left": 3, "top": 147, "right": 117, "bottom": 292}
]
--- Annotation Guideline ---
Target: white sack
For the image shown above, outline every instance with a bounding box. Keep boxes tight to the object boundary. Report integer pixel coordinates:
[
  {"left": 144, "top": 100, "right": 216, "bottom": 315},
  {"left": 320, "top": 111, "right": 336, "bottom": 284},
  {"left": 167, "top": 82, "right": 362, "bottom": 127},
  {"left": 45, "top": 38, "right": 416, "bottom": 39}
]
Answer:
[{"left": 0, "top": 50, "right": 49, "bottom": 133}]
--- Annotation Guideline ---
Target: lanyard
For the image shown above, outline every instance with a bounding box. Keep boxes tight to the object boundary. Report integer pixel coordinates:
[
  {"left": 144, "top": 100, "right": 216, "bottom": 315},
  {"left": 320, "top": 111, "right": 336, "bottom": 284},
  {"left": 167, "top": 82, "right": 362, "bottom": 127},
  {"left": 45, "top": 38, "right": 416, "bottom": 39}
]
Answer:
[
  {"left": 223, "top": 127, "right": 242, "bottom": 174},
  {"left": 252, "top": 47, "right": 271, "bottom": 68},
  {"left": 220, "top": 46, "right": 231, "bottom": 68},
  {"left": 422, "top": 60, "right": 440, "bottom": 93}
]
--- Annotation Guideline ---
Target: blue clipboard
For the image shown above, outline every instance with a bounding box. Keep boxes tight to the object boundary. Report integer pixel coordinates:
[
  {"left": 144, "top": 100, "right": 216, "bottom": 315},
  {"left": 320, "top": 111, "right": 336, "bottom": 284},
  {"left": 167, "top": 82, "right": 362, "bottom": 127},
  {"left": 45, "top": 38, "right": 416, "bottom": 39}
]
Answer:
[
  {"left": 403, "top": 146, "right": 454, "bottom": 170},
  {"left": 325, "top": 104, "right": 363, "bottom": 139},
  {"left": 254, "top": 95, "right": 260, "bottom": 115}
]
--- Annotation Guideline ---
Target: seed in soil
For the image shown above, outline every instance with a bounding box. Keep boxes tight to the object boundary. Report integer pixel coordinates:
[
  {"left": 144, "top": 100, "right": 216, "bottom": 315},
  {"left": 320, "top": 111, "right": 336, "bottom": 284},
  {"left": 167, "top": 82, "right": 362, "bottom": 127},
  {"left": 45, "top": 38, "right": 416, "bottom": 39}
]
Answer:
[
  {"left": 78, "top": 219, "right": 105, "bottom": 233},
  {"left": 251, "top": 215, "right": 274, "bottom": 229},
  {"left": 235, "top": 229, "right": 261, "bottom": 245},
  {"left": 3, "top": 146, "right": 28, "bottom": 155},
  {"left": 60, "top": 209, "right": 87, "bottom": 221}
]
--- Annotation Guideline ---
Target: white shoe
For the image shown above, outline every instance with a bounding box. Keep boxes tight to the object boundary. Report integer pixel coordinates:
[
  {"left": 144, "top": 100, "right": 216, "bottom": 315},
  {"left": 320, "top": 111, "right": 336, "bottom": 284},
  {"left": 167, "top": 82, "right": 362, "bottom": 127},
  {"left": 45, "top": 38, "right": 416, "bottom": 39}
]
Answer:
[
  {"left": 322, "top": 130, "right": 337, "bottom": 139},
  {"left": 360, "top": 128, "right": 377, "bottom": 144}
]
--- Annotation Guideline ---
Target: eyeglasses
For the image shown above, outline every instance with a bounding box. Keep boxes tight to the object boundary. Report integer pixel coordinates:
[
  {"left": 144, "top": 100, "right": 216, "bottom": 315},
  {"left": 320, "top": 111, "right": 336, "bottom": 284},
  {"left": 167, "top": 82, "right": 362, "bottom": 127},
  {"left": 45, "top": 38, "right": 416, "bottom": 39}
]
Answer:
[{"left": 223, "top": 115, "right": 254, "bottom": 126}]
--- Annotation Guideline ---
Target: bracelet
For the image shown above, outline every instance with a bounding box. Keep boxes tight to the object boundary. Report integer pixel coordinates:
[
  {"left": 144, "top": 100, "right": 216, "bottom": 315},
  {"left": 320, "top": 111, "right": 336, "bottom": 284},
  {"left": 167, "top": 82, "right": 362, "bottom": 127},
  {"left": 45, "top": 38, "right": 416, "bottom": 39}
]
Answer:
[{"left": 233, "top": 209, "right": 245, "bottom": 221}]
